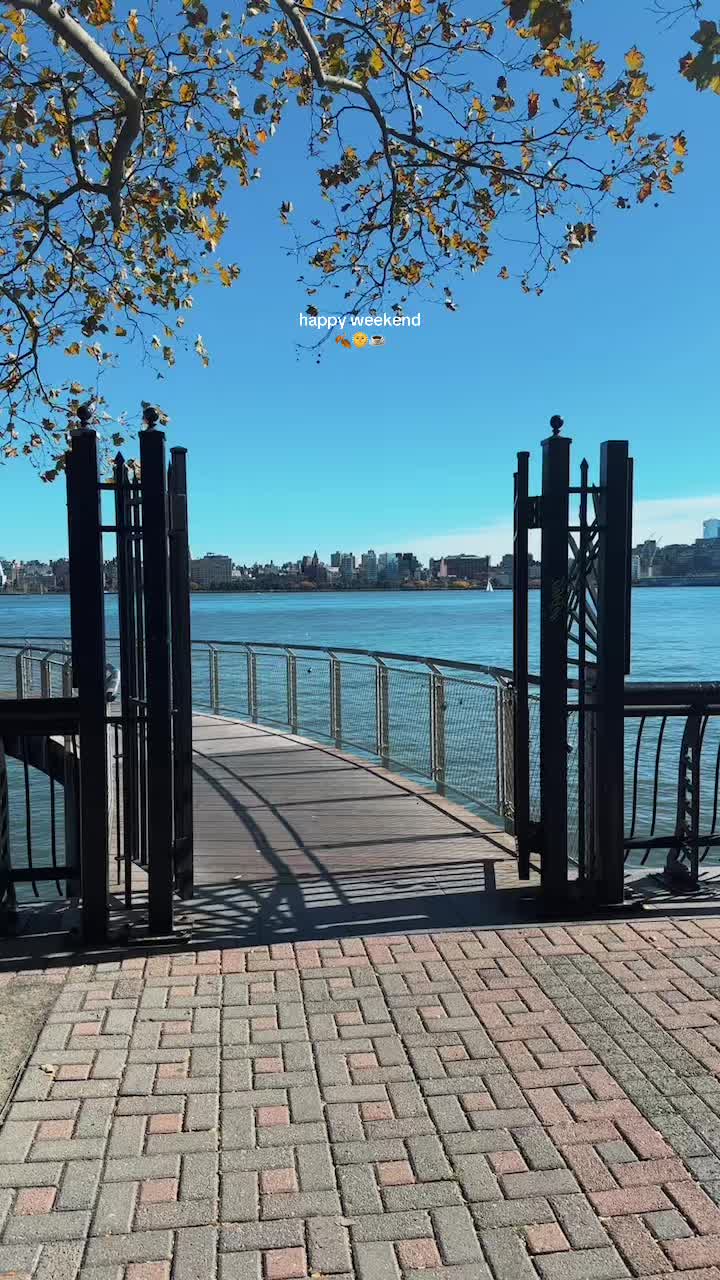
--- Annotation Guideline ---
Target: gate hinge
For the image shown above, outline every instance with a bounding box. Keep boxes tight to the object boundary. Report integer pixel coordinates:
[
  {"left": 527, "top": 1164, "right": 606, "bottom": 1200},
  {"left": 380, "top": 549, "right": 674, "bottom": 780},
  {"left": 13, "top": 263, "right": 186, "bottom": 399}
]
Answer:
[{"left": 526, "top": 497, "right": 542, "bottom": 529}]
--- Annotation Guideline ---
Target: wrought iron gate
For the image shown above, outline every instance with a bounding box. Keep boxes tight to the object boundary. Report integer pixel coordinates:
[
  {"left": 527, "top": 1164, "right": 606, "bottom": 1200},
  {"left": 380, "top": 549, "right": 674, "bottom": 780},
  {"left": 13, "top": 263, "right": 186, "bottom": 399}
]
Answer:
[
  {"left": 513, "top": 419, "right": 633, "bottom": 904},
  {"left": 67, "top": 412, "right": 193, "bottom": 941}
]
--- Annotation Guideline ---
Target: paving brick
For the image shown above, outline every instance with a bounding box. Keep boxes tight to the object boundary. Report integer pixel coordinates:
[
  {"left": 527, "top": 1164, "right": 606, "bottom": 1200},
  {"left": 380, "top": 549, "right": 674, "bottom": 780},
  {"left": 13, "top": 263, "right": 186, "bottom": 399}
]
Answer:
[
  {"left": 478, "top": 1227, "right": 537, "bottom": 1279},
  {"left": 396, "top": 1238, "right": 441, "bottom": 1270},
  {"left": 353, "top": 1241, "right": 401, "bottom": 1280},
  {"left": 173, "top": 1226, "right": 217, "bottom": 1280},
  {"left": 533, "top": 1245, "right": 631, "bottom": 1279},
  {"left": 264, "top": 1246, "right": 307, "bottom": 1279},
  {"left": 14, "top": 1187, "right": 56, "bottom": 1215}
]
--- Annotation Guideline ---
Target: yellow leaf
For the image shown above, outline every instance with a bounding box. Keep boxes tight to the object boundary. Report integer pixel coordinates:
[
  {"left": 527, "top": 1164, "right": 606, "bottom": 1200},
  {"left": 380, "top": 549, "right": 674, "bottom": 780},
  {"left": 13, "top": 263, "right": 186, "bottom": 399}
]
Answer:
[
  {"left": 625, "top": 46, "right": 644, "bottom": 72},
  {"left": 115, "top": 327, "right": 127, "bottom": 337},
  {"left": 415, "top": 67, "right": 432, "bottom": 82},
  {"left": 673, "top": 132, "right": 687, "bottom": 156},
  {"left": 179, "top": 83, "right": 195, "bottom": 103},
  {"left": 410, "top": 0, "right": 426, "bottom": 13},
  {"left": 471, "top": 97, "right": 487, "bottom": 123},
  {"left": 368, "top": 47, "right": 384, "bottom": 76},
  {"left": 65, "top": 342, "right": 81, "bottom": 356},
  {"left": 257, "top": 128, "right": 268, "bottom": 143},
  {"left": 11, "top": 28, "right": 28, "bottom": 47},
  {"left": 128, "top": 9, "right": 138, "bottom": 36}
]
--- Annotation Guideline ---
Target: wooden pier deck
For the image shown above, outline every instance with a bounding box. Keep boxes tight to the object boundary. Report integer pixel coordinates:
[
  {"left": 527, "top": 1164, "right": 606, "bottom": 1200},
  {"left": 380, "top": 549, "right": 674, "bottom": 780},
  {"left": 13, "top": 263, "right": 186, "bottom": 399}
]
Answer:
[{"left": 189, "top": 713, "right": 541, "bottom": 944}]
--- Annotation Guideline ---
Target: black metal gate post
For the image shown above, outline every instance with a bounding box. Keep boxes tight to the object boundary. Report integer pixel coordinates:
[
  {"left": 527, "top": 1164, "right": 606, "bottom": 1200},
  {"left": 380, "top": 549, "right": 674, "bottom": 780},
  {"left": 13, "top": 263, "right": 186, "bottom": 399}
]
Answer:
[
  {"left": 140, "top": 425, "right": 174, "bottom": 934},
  {"left": 513, "top": 452, "right": 532, "bottom": 875},
  {"left": 114, "top": 454, "right": 140, "bottom": 909},
  {"left": 594, "top": 441, "right": 632, "bottom": 903},
  {"left": 169, "top": 447, "right": 194, "bottom": 901},
  {"left": 539, "top": 425, "right": 571, "bottom": 899},
  {"left": 67, "top": 425, "right": 109, "bottom": 944}
]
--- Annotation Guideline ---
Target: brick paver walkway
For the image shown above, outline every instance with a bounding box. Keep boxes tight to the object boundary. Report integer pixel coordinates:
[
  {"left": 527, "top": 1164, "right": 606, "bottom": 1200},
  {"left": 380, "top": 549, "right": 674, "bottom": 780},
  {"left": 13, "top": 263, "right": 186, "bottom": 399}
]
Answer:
[{"left": 4, "top": 918, "right": 720, "bottom": 1278}]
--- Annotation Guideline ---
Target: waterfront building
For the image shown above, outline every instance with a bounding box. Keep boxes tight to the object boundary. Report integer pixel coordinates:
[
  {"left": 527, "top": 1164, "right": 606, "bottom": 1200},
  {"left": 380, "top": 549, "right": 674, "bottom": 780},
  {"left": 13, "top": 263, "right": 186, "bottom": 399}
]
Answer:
[
  {"left": 189, "top": 553, "right": 233, "bottom": 588},
  {"left": 704, "top": 518, "right": 720, "bottom": 540},
  {"left": 438, "top": 554, "right": 490, "bottom": 581}
]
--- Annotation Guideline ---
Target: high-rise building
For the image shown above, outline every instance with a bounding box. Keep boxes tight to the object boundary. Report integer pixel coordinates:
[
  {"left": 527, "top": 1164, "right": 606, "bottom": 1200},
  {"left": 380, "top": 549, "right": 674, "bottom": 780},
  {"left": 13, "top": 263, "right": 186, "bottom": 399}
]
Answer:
[
  {"left": 703, "top": 519, "right": 720, "bottom": 540},
  {"left": 361, "top": 550, "right": 378, "bottom": 583},
  {"left": 189, "top": 553, "right": 233, "bottom": 587},
  {"left": 330, "top": 551, "right": 342, "bottom": 568},
  {"left": 339, "top": 553, "right": 356, "bottom": 580}
]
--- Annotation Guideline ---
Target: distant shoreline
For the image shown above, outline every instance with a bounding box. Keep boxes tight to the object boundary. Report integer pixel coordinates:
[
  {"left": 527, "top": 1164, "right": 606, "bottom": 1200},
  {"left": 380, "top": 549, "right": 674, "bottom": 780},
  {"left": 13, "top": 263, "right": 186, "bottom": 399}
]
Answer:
[{"left": 2, "top": 580, "right": 720, "bottom": 599}]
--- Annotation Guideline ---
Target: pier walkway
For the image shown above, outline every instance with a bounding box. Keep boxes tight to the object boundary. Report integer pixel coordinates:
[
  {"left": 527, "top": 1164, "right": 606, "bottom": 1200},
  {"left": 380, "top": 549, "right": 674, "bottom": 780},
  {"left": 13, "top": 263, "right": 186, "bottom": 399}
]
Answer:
[{"left": 189, "top": 713, "right": 540, "bottom": 946}]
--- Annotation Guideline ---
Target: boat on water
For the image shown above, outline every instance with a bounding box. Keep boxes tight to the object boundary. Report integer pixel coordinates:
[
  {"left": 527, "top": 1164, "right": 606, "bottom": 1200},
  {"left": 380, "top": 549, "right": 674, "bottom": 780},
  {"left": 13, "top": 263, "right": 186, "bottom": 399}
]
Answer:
[{"left": 486, "top": 579, "right": 494, "bottom": 593}]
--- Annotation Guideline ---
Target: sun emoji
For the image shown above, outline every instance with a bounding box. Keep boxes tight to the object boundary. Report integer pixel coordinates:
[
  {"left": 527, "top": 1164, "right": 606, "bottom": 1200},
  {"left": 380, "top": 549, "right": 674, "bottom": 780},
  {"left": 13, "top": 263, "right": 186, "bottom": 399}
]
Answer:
[{"left": 353, "top": 331, "right": 369, "bottom": 349}]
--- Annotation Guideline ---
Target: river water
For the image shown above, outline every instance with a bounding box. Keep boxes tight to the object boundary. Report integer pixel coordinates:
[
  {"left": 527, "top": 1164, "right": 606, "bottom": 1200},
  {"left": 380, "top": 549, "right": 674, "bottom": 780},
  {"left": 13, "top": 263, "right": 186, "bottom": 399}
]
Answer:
[{"left": 0, "top": 586, "right": 717, "bottom": 679}]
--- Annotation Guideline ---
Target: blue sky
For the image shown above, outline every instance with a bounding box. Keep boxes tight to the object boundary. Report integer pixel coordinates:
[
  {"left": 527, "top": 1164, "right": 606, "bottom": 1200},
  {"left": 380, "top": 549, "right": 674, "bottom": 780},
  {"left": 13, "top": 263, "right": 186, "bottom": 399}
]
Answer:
[{"left": 1, "top": 0, "right": 718, "bottom": 565}]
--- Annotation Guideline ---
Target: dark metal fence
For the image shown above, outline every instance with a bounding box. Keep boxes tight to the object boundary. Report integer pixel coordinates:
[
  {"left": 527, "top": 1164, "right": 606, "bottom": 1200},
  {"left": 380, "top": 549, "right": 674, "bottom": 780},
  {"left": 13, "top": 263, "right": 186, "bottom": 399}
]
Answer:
[
  {"left": 0, "top": 698, "right": 81, "bottom": 930},
  {"left": 624, "top": 683, "right": 720, "bottom": 884}
]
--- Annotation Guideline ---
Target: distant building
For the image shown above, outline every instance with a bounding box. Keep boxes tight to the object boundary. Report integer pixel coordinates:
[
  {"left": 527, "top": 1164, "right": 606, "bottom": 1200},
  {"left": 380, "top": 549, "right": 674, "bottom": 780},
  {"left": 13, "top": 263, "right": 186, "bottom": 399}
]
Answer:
[
  {"left": 0, "top": 562, "right": 6, "bottom": 589},
  {"left": 361, "top": 550, "right": 378, "bottom": 583},
  {"left": 704, "top": 519, "right": 720, "bottom": 540},
  {"left": 339, "top": 553, "right": 356, "bottom": 581},
  {"left": 439, "top": 554, "right": 490, "bottom": 581},
  {"left": 330, "top": 551, "right": 342, "bottom": 568},
  {"left": 189, "top": 553, "right": 233, "bottom": 588}
]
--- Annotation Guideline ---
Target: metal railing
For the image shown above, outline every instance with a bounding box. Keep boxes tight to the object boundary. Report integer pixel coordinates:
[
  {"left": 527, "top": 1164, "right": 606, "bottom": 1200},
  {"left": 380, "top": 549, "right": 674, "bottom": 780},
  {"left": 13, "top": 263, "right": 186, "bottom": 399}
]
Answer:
[
  {"left": 191, "top": 639, "right": 522, "bottom": 823},
  {"left": 624, "top": 683, "right": 720, "bottom": 883},
  {"left": 0, "top": 697, "right": 82, "bottom": 922}
]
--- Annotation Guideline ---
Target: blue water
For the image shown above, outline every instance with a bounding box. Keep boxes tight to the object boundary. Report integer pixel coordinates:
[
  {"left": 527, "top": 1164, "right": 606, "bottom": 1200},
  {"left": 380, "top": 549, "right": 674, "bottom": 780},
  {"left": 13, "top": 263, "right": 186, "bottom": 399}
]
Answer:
[{"left": 1, "top": 586, "right": 717, "bottom": 680}]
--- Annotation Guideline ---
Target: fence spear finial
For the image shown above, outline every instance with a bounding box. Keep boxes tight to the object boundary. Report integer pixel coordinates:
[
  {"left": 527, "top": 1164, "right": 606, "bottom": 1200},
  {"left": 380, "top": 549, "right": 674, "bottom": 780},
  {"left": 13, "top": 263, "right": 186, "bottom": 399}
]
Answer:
[
  {"left": 76, "top": 400, "right": 95, "bottom": 429},
  {"left": 550, "top": 415, "right": 564, "bottom": 436},
  {"left": 142, "top": 402, "right": 159, "bottom": 430}
]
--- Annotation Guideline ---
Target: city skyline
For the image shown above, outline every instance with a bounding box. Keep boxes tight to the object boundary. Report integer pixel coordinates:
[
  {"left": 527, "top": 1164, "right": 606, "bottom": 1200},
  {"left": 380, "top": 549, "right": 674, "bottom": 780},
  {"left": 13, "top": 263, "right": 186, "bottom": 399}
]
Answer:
[{"left": 3, "top": 499, "right": 718, "bottom": 569}]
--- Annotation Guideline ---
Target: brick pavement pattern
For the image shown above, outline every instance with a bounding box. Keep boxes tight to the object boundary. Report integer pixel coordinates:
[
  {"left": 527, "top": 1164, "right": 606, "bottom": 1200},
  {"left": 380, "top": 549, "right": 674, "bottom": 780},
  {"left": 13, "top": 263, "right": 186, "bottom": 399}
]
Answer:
[{"left": 5, "top": 919, "right": 720, "bottom": 1277}]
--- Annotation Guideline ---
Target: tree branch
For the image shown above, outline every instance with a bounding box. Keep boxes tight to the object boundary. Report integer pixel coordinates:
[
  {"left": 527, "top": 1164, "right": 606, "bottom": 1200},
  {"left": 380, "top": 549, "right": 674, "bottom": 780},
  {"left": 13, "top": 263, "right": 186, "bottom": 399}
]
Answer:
[{"left": 10, "top": 0, "right": 142, "bottom": 227}]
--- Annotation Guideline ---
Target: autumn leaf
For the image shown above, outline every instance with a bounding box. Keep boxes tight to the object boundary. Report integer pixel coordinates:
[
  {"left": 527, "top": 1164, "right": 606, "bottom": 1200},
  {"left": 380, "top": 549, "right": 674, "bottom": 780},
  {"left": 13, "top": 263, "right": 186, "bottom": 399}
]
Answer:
[
  {"left": 128, "top": 9, "right": 139, "bottom": 36},
  {"left": 65, "top": 342, "right": 81, "bottom": 356},
  {"left": 625, "top": 47, "right": 644, "bottom": 73},
  {"left": 368, "top": 47, "right": 385, "bottom": 77},
  {"left": 528, "top": 91, "right": 540, "bottom": 118},
  {"left": 673, "top": 132, "right": 688, "bottom": 156},
  {"left": 498, "top": 266, "right": 510, "bottom": 280}
]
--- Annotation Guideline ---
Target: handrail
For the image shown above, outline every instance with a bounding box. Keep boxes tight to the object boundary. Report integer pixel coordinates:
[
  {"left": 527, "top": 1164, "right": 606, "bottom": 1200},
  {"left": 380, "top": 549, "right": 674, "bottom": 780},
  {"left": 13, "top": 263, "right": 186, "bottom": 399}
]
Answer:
[{"left": 191, "top": 638, "right": 538, "bottom": 686}]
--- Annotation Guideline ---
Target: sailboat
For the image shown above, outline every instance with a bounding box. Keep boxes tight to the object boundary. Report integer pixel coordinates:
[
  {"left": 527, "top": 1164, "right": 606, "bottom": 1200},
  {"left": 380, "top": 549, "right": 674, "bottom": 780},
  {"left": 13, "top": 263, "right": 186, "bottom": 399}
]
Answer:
[{"left": 486, "top": 578, "right": 494, "bottom": 593}]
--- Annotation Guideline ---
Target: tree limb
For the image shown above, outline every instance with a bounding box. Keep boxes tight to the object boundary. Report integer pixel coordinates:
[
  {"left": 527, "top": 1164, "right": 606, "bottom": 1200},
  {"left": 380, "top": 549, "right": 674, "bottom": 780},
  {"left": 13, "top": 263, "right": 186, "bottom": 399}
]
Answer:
[{"left": 9, "top": 0, "right": 142, "bottom": 227}]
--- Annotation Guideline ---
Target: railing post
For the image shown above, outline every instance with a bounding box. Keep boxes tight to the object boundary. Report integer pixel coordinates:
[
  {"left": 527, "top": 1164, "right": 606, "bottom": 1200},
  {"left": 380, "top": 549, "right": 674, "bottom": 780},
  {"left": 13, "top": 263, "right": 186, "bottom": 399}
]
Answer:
[
  {"left": 248, "top": 649, "right": 258, "bottom": 722},
  {"left": 0, "top": 738, "right": 15, "bottom": 931},
  {"left": 169, "top": 446, "right": 194, "bottom": 902},
  {"left": 430, "top": 672, "right": 446, "bottom": 793},
  {"left": 376, "top": 662, "right": 389, "bottom": 767},
  {"left": 501, "top": 684, "right": 515, "bottom": 828},
  {"left": 495, "top": 685, "right": 505, "bottom": 817},
  {"left": 330, "top": 656, "right": 342, "bottom": 748},
  {"left": 66, "top": 426, "right": 109, "bottom": 944},
  {"left": 287, "top": 652, "right": 298, "bottom": 734},
  {"left": 40, "top": 657, "right": 52, "bottom": 699},
  {"left": 62, "top": 657, "right": 73, "bottom": 698},
  {"left": 209, "top": 646, "right": 220, "bottom": 713},
  {"left": 595, "top": 439, "right": 632, "bottom": 903},
  {"left": 15, "top": 649, "right": 30, "bottom": 699},
  {"left": 539, "top": 428, "right": 571, "bottom": 900},
  {"left": 140, "top": 426, "right": 174, "bottom": 936}
]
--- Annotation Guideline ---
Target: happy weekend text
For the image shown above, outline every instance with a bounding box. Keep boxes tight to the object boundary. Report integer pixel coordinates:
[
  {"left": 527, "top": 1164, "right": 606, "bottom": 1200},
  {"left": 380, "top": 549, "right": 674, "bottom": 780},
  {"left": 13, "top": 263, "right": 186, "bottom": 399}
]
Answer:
[{"left": 298, "top": 312, "right": 422, "bottom": 330}]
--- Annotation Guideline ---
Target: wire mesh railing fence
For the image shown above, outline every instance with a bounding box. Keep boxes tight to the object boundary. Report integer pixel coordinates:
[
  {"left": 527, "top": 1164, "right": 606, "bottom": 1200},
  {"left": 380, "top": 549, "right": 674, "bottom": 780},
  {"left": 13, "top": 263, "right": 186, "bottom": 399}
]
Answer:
[{"left": 191, "top": 640, "right": 516, "bottom": 822}]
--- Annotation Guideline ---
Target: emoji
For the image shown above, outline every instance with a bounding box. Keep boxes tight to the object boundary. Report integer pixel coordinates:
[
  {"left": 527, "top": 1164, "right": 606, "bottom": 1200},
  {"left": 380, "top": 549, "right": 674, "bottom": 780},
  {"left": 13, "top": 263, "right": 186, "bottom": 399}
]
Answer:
[
  {"left": 370, "top": 336, "right": 385, "bottom": 347},
  {"left": 335, "top": 335, "right": 351, "bottom": 349},
  {"left": 353, "top": 331, "right": 369, "bottom": 349}
]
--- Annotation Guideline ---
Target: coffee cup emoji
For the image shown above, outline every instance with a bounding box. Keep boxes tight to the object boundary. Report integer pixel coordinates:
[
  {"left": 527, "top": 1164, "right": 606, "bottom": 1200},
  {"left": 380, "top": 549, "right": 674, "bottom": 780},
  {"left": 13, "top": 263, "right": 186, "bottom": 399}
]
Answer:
[
  {"left": 370, "top": 335, "right": 385, "bottom": 347},
  {"left": 353, "top": 331, "right": 369, "bottom": 349}
]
